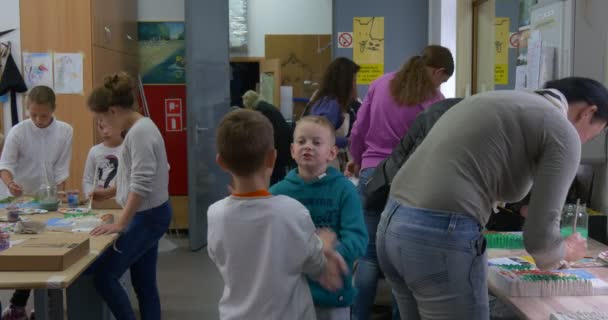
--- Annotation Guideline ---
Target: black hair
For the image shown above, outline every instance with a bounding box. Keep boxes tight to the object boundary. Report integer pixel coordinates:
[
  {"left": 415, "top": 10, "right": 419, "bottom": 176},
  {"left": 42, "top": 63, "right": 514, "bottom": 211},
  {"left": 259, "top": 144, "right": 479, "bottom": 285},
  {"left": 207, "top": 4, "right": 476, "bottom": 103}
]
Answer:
[{"left": 544, "top": 77, "right": 608, "bottom": 122}]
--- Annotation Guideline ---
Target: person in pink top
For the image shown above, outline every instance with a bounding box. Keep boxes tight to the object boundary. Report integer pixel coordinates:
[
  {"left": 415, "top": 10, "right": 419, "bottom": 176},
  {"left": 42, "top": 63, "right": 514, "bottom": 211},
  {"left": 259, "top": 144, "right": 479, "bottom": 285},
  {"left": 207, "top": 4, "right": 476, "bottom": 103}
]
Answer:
[{"left": 348, "top": 45, "right": 454, "bottom": 320}]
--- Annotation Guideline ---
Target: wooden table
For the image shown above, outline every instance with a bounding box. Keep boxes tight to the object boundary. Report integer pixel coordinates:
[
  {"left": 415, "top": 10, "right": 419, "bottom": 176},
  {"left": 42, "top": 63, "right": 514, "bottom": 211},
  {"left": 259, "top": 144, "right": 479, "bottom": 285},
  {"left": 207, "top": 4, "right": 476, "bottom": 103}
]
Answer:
[
  {"left": 0, "top": 209, "right": 121, "bottom": 320},
  {"left": 488, "top": 239, "right": 608, "bottom": 319}
]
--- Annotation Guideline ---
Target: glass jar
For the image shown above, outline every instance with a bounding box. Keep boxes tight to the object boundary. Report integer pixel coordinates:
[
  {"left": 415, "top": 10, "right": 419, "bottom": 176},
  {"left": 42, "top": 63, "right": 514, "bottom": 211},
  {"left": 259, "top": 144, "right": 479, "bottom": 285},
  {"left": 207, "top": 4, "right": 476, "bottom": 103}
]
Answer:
[{"left": 561, "top": 203, "right": 588, "bottom": 238}]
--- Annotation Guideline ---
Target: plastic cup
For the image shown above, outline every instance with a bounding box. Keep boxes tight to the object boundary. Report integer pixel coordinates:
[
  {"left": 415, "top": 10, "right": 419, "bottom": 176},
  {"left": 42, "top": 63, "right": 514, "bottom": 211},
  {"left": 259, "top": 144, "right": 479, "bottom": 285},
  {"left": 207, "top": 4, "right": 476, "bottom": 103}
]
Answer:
[{"left": 67, "top": 190, "right": 79, "bottom": 208}]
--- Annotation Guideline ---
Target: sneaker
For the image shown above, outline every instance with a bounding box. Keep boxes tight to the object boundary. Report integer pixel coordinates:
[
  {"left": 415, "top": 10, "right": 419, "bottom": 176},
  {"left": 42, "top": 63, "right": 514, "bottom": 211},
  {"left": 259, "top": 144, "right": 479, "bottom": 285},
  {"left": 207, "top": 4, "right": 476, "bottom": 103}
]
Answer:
[{"left": 1, "top": 306, "right": 28, "bottom": 320}]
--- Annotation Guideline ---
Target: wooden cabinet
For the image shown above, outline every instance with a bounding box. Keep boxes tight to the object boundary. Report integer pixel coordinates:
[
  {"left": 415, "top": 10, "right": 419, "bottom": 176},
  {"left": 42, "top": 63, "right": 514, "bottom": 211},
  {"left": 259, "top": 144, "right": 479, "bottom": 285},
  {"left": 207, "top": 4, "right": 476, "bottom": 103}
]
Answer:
[{"left": 20, "top": 0, "right": 138, "bottom": 191}]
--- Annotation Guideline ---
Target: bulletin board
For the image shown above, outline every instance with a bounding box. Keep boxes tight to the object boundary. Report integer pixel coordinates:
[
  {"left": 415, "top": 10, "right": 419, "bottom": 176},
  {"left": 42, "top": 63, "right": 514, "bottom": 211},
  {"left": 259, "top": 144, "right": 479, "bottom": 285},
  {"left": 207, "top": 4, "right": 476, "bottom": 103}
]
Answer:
[{"left": 265, "top": 34, "right": 332, "bottom": 119}]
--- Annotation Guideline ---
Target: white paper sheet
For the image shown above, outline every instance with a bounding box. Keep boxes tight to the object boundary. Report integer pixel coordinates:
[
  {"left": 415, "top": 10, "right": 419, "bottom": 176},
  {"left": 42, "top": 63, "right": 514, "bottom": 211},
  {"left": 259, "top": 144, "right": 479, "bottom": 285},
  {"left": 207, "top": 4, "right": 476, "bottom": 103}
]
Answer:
[
  {"left": 22, "top": 52, "right": 54, "bottom": 89},
  {"left": 53, "top": 53, "right": 84, "bottom": 94}
]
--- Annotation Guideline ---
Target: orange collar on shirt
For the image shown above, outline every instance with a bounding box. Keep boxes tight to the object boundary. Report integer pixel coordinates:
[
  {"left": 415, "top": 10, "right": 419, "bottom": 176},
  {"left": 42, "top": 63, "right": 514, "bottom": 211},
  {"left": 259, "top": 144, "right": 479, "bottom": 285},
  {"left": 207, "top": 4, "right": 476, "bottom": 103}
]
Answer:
[{"left": 231, "top": 190, "right": 271, "bottom": 198}]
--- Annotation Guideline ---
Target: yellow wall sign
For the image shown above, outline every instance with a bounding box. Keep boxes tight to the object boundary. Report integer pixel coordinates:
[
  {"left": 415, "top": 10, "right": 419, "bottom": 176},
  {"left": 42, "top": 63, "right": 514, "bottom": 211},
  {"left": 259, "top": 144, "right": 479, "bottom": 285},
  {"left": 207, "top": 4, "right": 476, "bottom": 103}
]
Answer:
[
  {"left": 495, "top": 17, "right": 509, "bottom": 85},
  {"left": 354, "top": 17, "right": 384, "bottom": 84},
  {"left": 357, "top": 64, "right": 384, "bottom": 85}
]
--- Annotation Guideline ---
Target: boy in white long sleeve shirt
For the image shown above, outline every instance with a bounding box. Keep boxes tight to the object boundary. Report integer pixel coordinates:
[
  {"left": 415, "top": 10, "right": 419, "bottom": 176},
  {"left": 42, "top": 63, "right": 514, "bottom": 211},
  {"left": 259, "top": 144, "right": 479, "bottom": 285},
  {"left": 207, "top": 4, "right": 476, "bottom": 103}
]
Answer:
[
  {"left": 208, "top": 109, "right": 347, "bottom": 320},
  {"left": 0, "top": 86, "right": 73, "bottom": 319}
]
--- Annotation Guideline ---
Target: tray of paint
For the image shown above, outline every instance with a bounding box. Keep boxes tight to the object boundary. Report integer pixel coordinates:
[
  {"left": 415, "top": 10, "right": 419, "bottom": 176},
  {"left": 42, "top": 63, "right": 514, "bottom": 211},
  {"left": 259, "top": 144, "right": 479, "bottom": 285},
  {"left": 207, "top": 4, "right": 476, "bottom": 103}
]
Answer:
[{"left": 19, "top": 209, "right": 48, "bottom": 215}]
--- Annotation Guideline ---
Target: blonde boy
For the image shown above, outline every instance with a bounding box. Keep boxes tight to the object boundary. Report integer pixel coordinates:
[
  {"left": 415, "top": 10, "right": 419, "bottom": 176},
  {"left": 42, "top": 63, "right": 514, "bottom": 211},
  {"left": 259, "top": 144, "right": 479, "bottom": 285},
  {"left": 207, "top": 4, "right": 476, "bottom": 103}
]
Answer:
[{"left": 270, "top": 116, "right": 368, "bottom": 320}]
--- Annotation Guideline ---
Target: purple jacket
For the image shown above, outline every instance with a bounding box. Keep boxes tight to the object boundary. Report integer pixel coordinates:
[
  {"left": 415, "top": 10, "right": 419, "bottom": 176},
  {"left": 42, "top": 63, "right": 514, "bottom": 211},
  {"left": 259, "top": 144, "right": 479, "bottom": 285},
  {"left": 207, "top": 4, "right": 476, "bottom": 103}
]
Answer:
[
  {"left": 349, "top": 72, "right": 444, "bottom": 170},
  {"left": 309, "top": 97, "right": 348, "bottom": 148}
]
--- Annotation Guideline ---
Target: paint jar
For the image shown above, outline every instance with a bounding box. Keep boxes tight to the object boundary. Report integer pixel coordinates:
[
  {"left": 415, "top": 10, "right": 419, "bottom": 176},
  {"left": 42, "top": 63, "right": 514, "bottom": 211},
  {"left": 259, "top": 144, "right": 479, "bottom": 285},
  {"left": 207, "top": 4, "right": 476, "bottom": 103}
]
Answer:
[
  {"left": 67, "top": 190, "right": 79, "bottom": 208},
  {"left": 7, "top": 209, "right": 20, "bottom": 223},
  {"left": 0, "top": 233, "right": 9, "bottom": 251}
]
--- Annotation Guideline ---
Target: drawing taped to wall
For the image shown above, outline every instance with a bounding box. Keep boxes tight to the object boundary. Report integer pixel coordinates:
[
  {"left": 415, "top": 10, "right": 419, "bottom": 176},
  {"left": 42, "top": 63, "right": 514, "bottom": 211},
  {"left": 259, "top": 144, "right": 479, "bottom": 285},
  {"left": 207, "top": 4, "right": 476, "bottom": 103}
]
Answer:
[
  {"left": 353, "top": 17, "right": 385, "bottom": 84},
  {"left": 22, "top": 52, "right": 53, "bottom": 89},
  {"left": 54, "top": 53, "right": 83, "bottom": 94}
]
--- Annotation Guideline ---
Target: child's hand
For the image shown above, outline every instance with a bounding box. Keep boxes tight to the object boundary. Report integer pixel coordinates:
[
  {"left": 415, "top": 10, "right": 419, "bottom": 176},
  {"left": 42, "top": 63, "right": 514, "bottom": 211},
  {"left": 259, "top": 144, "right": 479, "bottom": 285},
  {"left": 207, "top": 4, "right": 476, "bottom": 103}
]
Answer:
[
  {"left": 90, "top": 223, "right": 125, "bottom": 236},
  {"left": 344, "top": 161, "right": 360, "bottom": 178},
  {"left": 90, "top": 188, "right": 114, "bottom": 201},
  {"left": 317, "top": 228, "right": 337, "bottom": 253},
  {"left": 318, "top": 250, "right": 348, "bottom": 292},
  {"left": 8, "top": 181, "right": 23, "bottom": 197}
]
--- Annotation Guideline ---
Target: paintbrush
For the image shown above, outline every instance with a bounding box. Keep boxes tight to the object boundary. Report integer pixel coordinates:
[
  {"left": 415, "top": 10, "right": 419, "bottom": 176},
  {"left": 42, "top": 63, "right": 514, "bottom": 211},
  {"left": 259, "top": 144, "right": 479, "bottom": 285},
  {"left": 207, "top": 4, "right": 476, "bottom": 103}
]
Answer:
[
  {"left": 87, "top": 163, "right": 99, "bottom": 213},
  {"left": 573, "top": 198, "right": 580, "bottom": 234}
]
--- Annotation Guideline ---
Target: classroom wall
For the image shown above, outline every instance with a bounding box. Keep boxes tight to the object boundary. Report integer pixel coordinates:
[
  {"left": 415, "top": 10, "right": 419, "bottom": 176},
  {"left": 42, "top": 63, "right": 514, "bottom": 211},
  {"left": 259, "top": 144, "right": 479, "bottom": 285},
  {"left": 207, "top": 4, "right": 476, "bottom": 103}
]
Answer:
[
  {"left": 138, "top": 0, "right": 332, "bottom": 58},
  {"left": 138, "top": 0, "right": 185, "bottom": 20},
  {"left": 0, "top": 0, "right": 24, "bottom": 135},
  {"left": 333, "top": 0, "right": 429, "bottom": 97}
]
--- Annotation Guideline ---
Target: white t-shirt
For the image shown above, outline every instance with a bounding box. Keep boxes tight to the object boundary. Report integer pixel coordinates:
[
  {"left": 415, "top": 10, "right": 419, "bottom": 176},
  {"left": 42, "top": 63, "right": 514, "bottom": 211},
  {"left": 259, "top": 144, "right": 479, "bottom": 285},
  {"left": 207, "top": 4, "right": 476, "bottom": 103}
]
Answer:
[
  {"left": 0, "top": 118, "right": 73, "bottom": 195},
  {"left": 207, "top": 194, "right": 326, "bottom": 320},
  {"left": 82, "top": 143, "right": 121, "bottom": 196}
]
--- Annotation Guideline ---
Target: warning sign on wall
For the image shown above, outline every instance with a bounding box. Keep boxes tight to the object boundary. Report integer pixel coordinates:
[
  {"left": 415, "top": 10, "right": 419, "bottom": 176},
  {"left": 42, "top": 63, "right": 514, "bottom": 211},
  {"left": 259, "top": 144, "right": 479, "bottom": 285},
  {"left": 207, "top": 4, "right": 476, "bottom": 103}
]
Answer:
[
  {"left": 165, "top": 98, "right": 183, "bottom": 132},
  {"left": 337, "top": 32, "right": 353, "bottom": 49}
]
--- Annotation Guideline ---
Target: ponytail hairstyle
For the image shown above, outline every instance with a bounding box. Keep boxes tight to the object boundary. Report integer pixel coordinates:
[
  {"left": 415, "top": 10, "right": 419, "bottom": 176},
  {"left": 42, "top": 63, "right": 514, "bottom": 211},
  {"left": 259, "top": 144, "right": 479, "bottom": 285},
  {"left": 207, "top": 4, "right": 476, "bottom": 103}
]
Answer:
[
  {"left": 309, "top": 57, "right": 360, "bottom": 114},
  {"left": 389, "top": 45, "right": 454, "bottom": 106},
  {"left": 87, "top": 72, "right": 136, "bottom": 113}
]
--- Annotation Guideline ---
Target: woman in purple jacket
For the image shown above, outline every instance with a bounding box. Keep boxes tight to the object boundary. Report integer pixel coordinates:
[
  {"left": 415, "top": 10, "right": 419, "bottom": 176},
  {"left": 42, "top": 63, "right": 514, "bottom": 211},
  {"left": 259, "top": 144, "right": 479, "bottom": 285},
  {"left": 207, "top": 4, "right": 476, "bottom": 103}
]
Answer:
[
  {"left": 307, "top": 57, "right": 360, "bottom": 149},
  {"left": 349, "top": 45, "right": 454, "bottom": 320}
]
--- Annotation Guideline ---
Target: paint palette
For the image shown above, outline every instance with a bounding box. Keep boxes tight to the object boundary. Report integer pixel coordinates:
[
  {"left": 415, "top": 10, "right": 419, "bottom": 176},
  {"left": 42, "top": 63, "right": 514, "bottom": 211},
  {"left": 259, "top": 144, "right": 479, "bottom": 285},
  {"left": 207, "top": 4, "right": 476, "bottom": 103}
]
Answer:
[
  {"left": 19, "top": 209, "right": 48, "bottom": 215},
  {"left": 58, "top": 207, "right": 91, "bottom": 214}
]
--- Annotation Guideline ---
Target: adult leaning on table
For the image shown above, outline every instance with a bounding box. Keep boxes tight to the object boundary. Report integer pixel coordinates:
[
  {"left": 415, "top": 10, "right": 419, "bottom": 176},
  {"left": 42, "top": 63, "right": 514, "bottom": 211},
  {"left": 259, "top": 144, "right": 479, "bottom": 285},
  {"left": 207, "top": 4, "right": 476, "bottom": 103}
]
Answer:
[{"left": 376, "top": 77, "right": 608, "bottom": 320}]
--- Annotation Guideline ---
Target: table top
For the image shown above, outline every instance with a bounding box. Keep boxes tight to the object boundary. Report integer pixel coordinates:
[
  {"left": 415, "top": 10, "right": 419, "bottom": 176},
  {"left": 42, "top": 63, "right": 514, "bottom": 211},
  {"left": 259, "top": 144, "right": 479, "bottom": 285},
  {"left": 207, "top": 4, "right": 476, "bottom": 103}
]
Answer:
[
  {"left": 0, "top": 209, "right": 121, "bottom": 289},
  {"left": 488, "top": 238, "right": 608, "bottom": 320}
]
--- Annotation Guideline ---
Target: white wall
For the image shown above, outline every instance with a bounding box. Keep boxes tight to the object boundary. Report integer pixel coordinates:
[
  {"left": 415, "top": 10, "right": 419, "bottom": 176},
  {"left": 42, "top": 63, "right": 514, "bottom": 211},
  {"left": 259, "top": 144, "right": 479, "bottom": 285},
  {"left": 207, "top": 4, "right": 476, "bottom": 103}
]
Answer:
[
  {"left": 0, "top": 0, "right": 23, "bottom": 135},
  {"left": 138, "top": 0, "right": 331, "bottom": 57},
  {"left": 247, "top": 0, "right": 332, "bottom": 57},
  {"left": 138, "top": 0, "right": 185, "bottom": 20}
]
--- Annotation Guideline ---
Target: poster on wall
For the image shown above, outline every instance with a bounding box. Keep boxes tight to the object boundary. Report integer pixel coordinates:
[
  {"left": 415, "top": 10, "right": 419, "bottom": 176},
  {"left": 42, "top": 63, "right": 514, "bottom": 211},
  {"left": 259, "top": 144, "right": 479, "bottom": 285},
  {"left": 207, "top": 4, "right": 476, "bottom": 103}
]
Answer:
[
  {"left": 53, "top": 53, "right": 83, "bottom": 94},
  {"left": 22, "top": 52, "right": 53, "bottom": 89},
  {"left": 138, "top": 22, "right": 185, "bottom": 84},
  {"left": 353, "top": 17, "right": 385, "bottom": 85},
  {"left": 495, "top": 17, "right": 510, "bottom": 85}
]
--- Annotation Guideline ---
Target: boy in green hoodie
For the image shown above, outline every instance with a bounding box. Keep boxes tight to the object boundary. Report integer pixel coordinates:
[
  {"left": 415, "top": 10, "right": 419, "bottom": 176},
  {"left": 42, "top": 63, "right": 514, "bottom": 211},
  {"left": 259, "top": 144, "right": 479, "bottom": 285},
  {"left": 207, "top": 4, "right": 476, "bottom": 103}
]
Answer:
[{"left": 270, "top": 115, "right": 368, "bottom": 320}]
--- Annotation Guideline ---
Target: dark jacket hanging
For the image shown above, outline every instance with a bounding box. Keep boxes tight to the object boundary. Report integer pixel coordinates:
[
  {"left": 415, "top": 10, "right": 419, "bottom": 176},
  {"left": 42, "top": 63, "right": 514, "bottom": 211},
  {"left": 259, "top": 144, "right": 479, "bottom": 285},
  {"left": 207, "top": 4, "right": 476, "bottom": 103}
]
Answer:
[{"left": 0, "top": 52, "right": 28, "bottom": 126}]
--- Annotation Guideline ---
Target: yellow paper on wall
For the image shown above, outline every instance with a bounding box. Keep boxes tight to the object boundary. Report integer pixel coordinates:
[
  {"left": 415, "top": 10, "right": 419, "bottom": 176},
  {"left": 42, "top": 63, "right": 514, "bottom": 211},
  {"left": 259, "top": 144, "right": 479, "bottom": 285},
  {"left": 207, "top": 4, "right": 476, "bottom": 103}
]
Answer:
[
  {"left": 495, "top": 17, "right": 509, "bottom": 85},
  {"left": 357, "top": 64, "right": 384, "bottom": 85},
  {"left": 354, "top": 17, "right": 384, "bottom": 84}
]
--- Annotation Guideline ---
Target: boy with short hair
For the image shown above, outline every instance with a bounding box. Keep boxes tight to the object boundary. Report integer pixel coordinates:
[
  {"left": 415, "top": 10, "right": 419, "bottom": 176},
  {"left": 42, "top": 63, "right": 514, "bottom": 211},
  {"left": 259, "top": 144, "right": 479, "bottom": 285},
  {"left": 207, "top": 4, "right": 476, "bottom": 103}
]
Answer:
[
  {"left": 270, "top": 116, "right": 368, "bottom": 320},
  {"left": 208, "top": 109, "right": 346, "bottom": 320},
  {"left": 0, "top": 85, "right": 73, "bottom": 320}
]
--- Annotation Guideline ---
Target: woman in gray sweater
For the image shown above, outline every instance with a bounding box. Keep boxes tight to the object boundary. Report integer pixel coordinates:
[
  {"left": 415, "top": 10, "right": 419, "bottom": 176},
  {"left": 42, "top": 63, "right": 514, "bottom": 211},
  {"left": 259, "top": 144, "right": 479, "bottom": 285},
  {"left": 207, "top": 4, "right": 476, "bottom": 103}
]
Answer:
[{"left": 377, "top": 77, "right": 608, "bottom": 319}]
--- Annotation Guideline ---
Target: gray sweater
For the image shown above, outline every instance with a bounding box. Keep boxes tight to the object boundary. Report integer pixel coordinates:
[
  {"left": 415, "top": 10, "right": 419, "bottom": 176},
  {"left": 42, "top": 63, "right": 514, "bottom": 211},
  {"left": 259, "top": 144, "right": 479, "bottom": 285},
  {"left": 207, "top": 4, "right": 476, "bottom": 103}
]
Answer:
[
  {"left": 116, "top": 117, "right": 169, "bottom": 211},
  {"left": 390, "top": 90, "right": 580, "bottom": 269}
]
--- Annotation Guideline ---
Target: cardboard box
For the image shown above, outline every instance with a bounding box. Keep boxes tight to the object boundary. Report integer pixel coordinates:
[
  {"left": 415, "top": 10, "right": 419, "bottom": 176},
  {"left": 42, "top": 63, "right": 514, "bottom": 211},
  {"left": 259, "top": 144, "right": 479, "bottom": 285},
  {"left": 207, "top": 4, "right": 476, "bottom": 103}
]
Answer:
[{"left": 0, "top": 234, "right": 90, "bottom": 271}]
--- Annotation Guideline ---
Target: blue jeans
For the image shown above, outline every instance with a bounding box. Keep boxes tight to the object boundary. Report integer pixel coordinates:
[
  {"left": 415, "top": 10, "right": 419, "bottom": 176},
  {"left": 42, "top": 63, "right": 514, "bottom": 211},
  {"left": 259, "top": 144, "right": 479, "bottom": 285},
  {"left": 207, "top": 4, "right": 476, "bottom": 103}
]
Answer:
[
  {"left": 377, "top": 199, "right": 489, "bottom": 320},
  {"left": 89, "top": 201, "right": 172, "bottom": 320},
  {"left": 352, "top": 168, "right": 399, "bottom": 320}
]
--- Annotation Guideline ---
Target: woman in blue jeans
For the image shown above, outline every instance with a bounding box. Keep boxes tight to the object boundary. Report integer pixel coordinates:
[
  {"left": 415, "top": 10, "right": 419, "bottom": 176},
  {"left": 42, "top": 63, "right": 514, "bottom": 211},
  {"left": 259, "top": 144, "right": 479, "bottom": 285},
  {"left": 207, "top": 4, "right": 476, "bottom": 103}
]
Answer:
[
  {"left": 377, "top": 78, "right": 608, "bottom": 319},
  {"left": 87, "top": 72, "right": 172, "bottom": 320},
  {"left": 347, "top": 45, "right": 454, "bottom": 320}
]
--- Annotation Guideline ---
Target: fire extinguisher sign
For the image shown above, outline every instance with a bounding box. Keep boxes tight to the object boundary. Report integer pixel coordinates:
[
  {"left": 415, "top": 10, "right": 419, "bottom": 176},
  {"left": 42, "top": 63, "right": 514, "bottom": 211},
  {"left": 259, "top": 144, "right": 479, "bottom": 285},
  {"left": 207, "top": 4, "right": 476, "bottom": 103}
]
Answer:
[{"left": 165, "top": 98, "right": 183, "bottom": 132}]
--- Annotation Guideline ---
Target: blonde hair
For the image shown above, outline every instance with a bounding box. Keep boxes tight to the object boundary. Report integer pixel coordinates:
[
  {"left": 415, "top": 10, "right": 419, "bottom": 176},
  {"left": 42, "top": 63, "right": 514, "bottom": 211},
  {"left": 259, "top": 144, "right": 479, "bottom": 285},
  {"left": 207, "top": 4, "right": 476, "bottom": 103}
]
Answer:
[
  {"left": 242, "top": 90, "right": 260, "bottom": 109},
  {"left": 390, "top": 45, "right": 454, "bottom": 106},
  {"left": 295, "top": 115, "right": 336, "bottom": 145}
]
